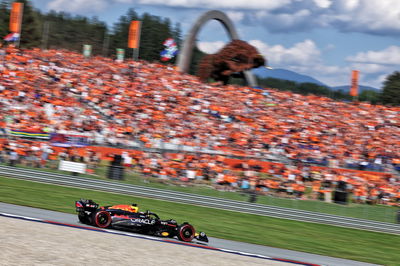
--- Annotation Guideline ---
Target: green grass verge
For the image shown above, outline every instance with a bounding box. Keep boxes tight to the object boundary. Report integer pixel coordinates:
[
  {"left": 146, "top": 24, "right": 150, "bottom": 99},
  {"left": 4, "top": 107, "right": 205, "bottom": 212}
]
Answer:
[
  {"left": 0, "top": 176, "right": 399, "bottom": 265},
  {"left": 5, "top": 162, "right": 398, "bottom": 224}
]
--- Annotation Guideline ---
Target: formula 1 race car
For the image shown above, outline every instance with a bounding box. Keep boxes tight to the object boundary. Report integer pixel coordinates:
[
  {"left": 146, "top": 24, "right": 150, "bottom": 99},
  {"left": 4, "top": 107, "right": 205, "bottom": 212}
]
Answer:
[{"left": 75, "top": 199, "right": 208, "bottom": 243}]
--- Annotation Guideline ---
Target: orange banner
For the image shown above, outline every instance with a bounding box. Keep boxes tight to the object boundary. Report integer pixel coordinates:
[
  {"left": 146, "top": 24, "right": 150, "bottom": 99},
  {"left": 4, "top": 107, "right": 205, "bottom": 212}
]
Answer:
[
  {"left": 9, "top": 2, "right": 24, "bottom": 33},
  {"left": 128, "top": 21, "right": 141, "bottom": 49},
  {"left": 350, "top": 70, "right": 359, "bottom": 97}
]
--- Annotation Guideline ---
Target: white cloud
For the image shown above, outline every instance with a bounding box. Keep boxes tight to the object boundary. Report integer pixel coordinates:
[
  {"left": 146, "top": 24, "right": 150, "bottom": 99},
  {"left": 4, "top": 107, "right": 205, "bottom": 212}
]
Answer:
[
  {"left": 346, "top": 46, "right": 400, "bottom": 65},
  {"left": 113, "top": 0, "right": 400, "bottom": 35},
  {"left": 197, "top": 41, "right": 226, "bottom": 54},
  {"left": 244, "top": 39, "right": 391, "bottom": 87},
  {"left": 248, "top": 39, "right": 350, "bottom": 86},
  {"left": 46, "top": 0, "right": 400, "bottom": 35},
  {"left": 376, "top": 74, "right": 389, "bottom": 85},
  {"left": 129, "top": 0, "right": 292, "bottom": 10},
  {"left": 249, "top": 39, "right": 321, "bottom": 67},
  {"left": 345, "top": 46, "right": 400, "bottom": 87},
  {"left": 293, "top": 64, "right": 350, "bottom": 87},
  {"left": 226, "top": 11, "right": 245, "bottom": 23},
  {"left": 248, "top": 0, "right": 400, "bottom": 34},
  {"left": 339, "top": 0, "right": 359, "bottom": 10},
  {"left": 320, "top": 0, "right": 400, "bottom": 35},
  {"left": 350, "top": 63, "right": 391, "bottom": 74},
  {"left": 48, "top": 0, "right": 108, "bottom": 12},
  {"left": 313, "top": 0, "right": 332, "bottom": 8}
]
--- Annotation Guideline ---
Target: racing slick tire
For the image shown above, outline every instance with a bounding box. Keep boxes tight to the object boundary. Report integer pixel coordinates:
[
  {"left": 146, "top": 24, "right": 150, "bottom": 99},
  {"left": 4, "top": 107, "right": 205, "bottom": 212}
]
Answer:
[
  {"left": 78, "top": 212, "right": 89, "bottom": 224},
  {"left": 93, "top": 210, "right": 112, "bottom": 228},
  {"left": 177, "top": 223, "right": 195, "bottom": 242}
]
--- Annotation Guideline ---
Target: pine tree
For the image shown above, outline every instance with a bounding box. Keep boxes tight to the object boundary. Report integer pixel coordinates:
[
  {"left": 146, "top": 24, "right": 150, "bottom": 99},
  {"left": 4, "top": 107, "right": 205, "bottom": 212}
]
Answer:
[
  {"left": 17, "top": 0, "right": 41, "bottom": 48},
  {"left": 110, "top": 8, "right": 139, "bottom": 59},
  {"left": 381, "top": 71, "right": 400, "bottom": 105},
  {"left": 172, "top": 22, "right": 182, "bottom": 47},
  {"left": 0, "top": 0, "right": 11, "bottom": 40}
]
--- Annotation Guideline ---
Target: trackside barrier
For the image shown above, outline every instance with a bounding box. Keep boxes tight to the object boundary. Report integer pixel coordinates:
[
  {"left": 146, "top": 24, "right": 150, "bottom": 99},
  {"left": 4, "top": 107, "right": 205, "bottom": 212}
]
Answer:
[{"left": 0, "top": 165, "right": 399, "bottom": 235}]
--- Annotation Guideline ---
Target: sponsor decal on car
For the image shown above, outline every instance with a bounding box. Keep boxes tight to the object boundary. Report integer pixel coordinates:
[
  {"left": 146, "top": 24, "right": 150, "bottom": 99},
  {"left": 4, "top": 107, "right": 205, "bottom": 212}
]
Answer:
[{"left": 130, "top": 218, "right": 156, "bottom": 225}]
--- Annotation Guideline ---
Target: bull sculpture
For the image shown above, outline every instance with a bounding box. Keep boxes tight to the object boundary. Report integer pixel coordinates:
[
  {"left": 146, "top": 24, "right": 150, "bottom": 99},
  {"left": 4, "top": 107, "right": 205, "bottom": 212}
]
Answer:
[{"left": 197, "top": 40, "right": 266, "bottom": 84}]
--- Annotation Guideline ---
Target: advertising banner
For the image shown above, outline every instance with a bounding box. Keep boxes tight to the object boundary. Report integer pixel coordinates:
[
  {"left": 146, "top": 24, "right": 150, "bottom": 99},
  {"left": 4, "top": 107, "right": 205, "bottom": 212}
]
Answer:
[
  {"left": 50, "top": 133, "right": 89, "bottom": 147},
  {"left": 116, "top": 48, "right": 125, "bottom": 62},
  {"left": 83, "top": 44, "right": 92, "bottom": 58},
  {"left": 10, "top": 129, "right": 49, "bottom": 140}
]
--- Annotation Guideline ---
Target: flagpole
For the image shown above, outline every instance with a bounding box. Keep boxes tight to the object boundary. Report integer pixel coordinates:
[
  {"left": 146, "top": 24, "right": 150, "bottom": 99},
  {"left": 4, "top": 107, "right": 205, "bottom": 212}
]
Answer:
[
  {"left": 41, "top": 21, "right": 50, "bottom": 50},
  {"left": 15, "top": 3, "right": 24, "bottom": 48},
  {"left": 135, "top": 21, "right": 142, "bottom": 61},
  {"left": 102, "top": 33, "right": 110, "bottom": 57}
]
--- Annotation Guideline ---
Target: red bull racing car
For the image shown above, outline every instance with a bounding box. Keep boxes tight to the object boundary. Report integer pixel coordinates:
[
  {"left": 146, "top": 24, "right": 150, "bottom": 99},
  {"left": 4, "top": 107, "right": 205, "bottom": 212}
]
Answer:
[{"left": 75, "top": 199, "right": 208, "bottom": 243}]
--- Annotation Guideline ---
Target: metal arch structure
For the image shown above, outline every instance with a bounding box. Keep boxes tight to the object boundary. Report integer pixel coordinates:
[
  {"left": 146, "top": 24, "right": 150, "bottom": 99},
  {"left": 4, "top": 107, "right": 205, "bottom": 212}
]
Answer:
[{"left": 176, "top": 10, "right": 258, "bottom": 87}]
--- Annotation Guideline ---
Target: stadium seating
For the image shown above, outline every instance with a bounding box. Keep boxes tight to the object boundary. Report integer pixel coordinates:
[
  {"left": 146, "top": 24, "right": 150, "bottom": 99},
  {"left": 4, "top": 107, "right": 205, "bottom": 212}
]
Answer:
[{"left": 0, "top": 46, "right": 399, "bottom": 205}]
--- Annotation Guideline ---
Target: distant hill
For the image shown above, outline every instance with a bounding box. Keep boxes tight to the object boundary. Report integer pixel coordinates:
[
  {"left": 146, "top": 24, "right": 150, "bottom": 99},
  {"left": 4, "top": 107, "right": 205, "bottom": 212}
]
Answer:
[
  {"left": 252, "top": 67, "right": 379, "bottom": 92},
  {"left": 252, "top": 68, "right": 328, "bottom": 87},
  {"left": 332, "top": 85, "right": 379, "bottom": 93}
]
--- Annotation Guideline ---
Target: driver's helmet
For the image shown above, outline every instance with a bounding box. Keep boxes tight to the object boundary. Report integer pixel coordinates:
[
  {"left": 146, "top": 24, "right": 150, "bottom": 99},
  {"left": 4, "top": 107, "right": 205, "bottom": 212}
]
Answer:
[{"left": 130, "top": 205, "right": 139, "bottom": 213}]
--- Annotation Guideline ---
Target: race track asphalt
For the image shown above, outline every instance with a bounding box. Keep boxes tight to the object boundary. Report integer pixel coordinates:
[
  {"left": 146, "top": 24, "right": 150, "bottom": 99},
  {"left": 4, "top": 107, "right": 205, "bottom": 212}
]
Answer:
[{"left": 0, "top": 202, "right": 379, "bottom": 266}]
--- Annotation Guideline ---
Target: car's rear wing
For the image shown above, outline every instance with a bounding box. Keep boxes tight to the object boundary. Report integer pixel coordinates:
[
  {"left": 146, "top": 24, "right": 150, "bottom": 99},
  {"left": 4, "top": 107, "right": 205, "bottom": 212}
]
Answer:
[{"left": 75, "top": 199, "right": 99, "bottom": 212}]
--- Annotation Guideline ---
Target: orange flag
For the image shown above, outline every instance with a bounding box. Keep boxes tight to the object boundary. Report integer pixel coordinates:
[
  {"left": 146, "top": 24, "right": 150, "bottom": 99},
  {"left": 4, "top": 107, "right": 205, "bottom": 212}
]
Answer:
[
  {"left": 9, "top": 2, "right": 24, "bottom": 33},
  {"left": 350, "top": 70, "right": 359, "bottom": 97},
  {"left": 128, "top": 21, "right": 141, "bottom": 49}
]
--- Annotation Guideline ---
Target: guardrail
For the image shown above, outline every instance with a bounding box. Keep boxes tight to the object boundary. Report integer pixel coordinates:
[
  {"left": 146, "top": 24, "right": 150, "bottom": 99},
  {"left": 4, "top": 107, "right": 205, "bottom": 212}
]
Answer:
[{"left": 0, "top": 165, "right": 399, "bottom": 235}]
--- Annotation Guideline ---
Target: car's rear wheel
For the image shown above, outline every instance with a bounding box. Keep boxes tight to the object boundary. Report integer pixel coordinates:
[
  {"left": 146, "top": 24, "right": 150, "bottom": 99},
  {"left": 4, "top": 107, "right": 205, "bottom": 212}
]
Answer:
[
  {"left": 177, "top": 223, "right": 195, "bottom": 242},
  {"left": 78, "top": 212, "right": 88, "bottom": 224},
  {"left": 93, "top": 211, "right": 112, "bottom": 228}
]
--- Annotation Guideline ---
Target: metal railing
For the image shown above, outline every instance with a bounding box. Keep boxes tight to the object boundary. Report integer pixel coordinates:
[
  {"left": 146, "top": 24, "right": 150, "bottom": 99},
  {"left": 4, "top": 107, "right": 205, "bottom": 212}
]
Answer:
[{"left": 0, "top": 165, "right": 399, "bottom": 235}]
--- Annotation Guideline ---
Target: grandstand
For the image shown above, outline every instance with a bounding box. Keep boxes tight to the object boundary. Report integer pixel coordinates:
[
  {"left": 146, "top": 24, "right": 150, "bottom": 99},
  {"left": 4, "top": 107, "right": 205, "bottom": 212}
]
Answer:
[{"left": 0, "top": 45, "right": 399, "bottom": 206}]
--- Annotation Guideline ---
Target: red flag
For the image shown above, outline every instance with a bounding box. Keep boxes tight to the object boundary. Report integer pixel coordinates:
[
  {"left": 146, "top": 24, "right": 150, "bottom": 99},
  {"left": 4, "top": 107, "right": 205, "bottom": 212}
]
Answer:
[
  {"left": 128, "top": 21, "right": 141, "bottom": 49},
  {"left": 9, "top": 2, "right": 24, "bottom": 33},
  {"left": 350, "top": 70, "right": 359, "bottom": 97}
]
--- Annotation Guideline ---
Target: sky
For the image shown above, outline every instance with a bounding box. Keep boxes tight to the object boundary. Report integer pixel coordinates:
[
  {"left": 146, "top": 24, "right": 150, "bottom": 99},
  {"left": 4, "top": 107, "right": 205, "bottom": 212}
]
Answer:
[{"left": 31, "top": 0, "right": 400, "bottom": 89}]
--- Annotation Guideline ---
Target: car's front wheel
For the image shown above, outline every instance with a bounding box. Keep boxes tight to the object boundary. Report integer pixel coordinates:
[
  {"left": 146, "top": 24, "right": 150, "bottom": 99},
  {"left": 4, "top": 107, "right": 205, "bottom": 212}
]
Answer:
[{"left": 177, "top": 223, "right": 195, "bottom": 242}]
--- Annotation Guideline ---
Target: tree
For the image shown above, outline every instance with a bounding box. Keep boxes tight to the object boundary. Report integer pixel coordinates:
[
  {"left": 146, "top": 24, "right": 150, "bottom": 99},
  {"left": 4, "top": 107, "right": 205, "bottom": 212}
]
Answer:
[
  {"left": 189, "top": 45, "right": 206, "bottom": 75},
  {"left": 111, "top": 9, "right": 177, "bottom": 62},
  {"left": 110, "top": 8, "right": 139, "bottom": 59},
  {"left": 255, "top": 77, "right": 354, "bottom": 101},
  {"left": 17, "top": 0, "right": 41, "bottom": 48},
  {"left": 380, "top": 71, "right": 400, "bottom": 105},
  {"left": 39, "top": 10, "right": 108, "bottom": 55},
  {"left": 138, "top": 12, "right": 171, "bottom": 61},
  {"left": 359, "top": 89, "right": 380, "bottom": 104},
  {"left": 172, "top": 22, "right": 182, "bottom": 47},
  {"left": 0, "top": 0, "right": 10, "bottom": 40}
]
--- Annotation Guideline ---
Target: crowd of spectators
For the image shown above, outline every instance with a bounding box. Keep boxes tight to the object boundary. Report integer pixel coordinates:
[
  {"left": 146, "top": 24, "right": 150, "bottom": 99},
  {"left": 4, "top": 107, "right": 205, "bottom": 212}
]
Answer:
[
  {"left": 1, "top": 137, "right": 399, "bottom": 206},
  {"left": 129, "top": 152, "right": 399, "bottom": 205},
  {"left": 0, "top": 45, "right": 400, "bottom": 205}
]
